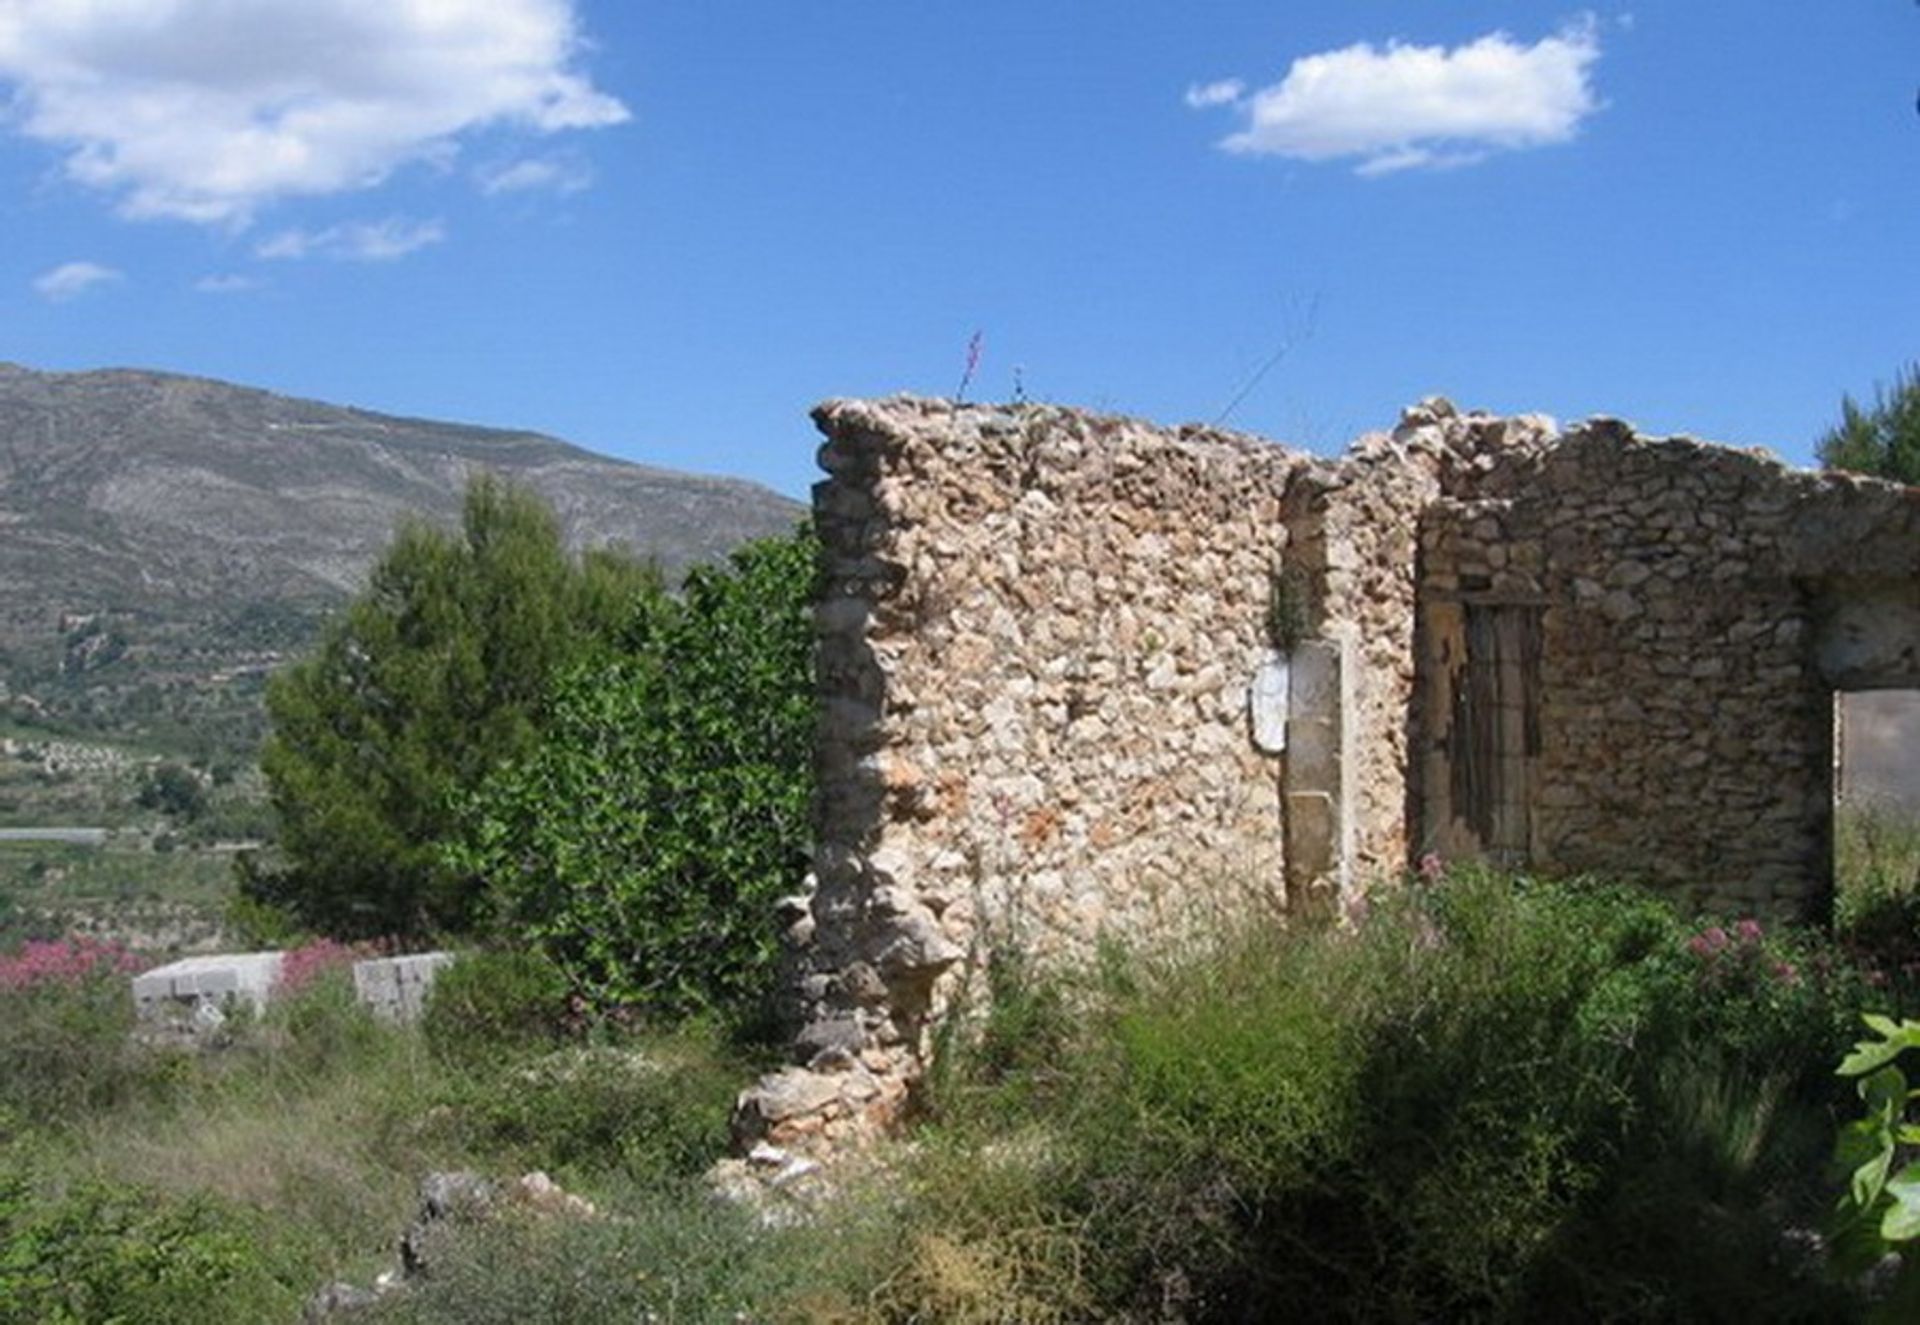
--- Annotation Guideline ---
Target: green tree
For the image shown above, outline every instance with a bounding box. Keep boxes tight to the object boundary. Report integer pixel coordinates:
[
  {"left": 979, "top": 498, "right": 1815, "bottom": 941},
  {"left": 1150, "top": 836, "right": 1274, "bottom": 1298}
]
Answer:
[
  {"left": 447, "top": 527, "right": 817, "bottom": 1017},
  {"left": 252, "top": 475, "right": 658, "bottom": 939},
  {"left": 1818, "top": 364, "right": 1920, "bottom": 485},
  {"left": 135, "top": 762, "right": 207, "bottom": 822}
]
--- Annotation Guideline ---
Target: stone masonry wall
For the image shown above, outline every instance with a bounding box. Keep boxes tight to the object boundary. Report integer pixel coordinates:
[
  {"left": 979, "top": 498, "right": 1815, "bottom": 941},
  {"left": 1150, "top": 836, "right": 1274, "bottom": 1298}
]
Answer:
[
  {"left": 735, "top": 393, "right": 1920, "bottom": 1156},
  {"left": 1279, "top": 412, "right": 1482, "bottom": 908},
  {"left": 737, "top": 398, "right": 1305, "bottom": 1153},
  {"left": 1409, "top": 405, "right": 1920, "bottom": 918}
]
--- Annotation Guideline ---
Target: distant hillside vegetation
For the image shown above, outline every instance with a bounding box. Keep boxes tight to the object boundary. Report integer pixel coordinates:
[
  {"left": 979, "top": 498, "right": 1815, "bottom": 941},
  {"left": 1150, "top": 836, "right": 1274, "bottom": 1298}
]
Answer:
[{"left": 0, "top": 363, "right": 804, "bottom": 758}]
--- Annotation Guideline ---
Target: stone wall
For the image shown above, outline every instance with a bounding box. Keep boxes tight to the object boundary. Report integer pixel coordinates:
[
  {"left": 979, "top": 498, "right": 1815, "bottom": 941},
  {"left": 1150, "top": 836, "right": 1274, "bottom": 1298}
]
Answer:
[
  {"left": 1408, "top": 405, "right": 1920, "bottom": 917},
  {"left": 741, "top": 398, "right": 1305, "bottom": 1152},
  {"left": 736, "top": 393, "right": 1920, "bottom": 1154}
]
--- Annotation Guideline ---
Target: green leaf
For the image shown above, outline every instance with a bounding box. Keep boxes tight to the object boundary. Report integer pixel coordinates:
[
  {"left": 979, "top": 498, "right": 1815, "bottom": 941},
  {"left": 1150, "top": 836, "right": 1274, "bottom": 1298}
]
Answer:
[
  {"left": 1854, "top": 1147, "right": 1896, "bottom": 1209},
  {"left": 1890, "top": 1161, "right": 1920, "bottom": 1202},
  {"left": 1864, "top": 1066, "right": 1910, "bottom": 1118},
  {"left": 1840, "top": 1040, "right": 1908, "bottom": 1078},
  {"left": 1884, "top": 1193, "right": 1920, "bottom": 1243}
]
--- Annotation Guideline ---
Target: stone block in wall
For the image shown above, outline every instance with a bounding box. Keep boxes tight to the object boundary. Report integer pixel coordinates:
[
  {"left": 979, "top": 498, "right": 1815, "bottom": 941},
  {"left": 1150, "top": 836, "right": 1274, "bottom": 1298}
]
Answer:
[{"left": 352, "top": 952, "right": 457, "bottom": 1024}]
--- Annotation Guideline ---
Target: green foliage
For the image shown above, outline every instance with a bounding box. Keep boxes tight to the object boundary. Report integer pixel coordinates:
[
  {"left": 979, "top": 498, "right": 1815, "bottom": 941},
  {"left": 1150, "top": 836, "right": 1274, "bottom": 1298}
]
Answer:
[
  {"left": 364, "top": 1188, "right": 890, "bottom": 1325},
  {"left": 1819, "top": 364, "right": 1920, "bottom": 485},
  {"left": 136, "top": 761, "right": 208, "bottom": 822},
  {"left": 1264, "top": 561, "right": 1314, "bottom": 653},
  {"left": 420, "top": 948, "right": 572, "bottom": 1066},
  {"left": 1831, "top": 1016, "right": 1920, "bottom": 1315},
  {"left": 0, "top": 1171, "right": 290, "bottom": 1324},
  {"left": 448, "top": 528, "right": 817, "bottom": 1018},
  {"left": 1836, "top": 806, "right": 1920, "bottom": 1009},
  {"left": 428, "top": 1030, "right": 747, "bottom": 1186},
  {"left": 254, "top": 475, "right": 659, "bottom": 939},
  {"left": 911, "top": 871, "right": 1864, "bottom": 1321},
  {"left": 0, "top": 964, "right": 184, "bottom": 1124}
]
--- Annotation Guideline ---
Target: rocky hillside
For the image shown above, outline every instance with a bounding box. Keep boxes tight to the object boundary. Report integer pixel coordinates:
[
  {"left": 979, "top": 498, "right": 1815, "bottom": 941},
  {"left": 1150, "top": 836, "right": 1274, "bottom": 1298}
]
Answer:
[{"left": 0, "top": 363, "right": 804, "bottom": 757}]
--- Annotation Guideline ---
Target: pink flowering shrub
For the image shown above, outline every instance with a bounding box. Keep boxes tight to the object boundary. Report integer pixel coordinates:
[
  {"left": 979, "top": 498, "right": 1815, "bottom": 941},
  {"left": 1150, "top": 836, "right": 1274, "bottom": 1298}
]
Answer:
[
  {"left": 274, "top": 936, "right": 393, "bottom": 996},
  {"left": 1684, "top": 916, "right": 1800, "bottom": 987},
  {"left": 0, "top": 936, "right": 142, "bottom": 993},
  {"left": 1, "top": 937, "right": 165, "bottom": 1120}
]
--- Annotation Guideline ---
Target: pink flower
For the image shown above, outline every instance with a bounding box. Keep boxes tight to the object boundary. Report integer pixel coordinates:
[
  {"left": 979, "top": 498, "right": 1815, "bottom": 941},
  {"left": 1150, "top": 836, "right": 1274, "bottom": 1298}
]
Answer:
[
  {"left": 0, "top": 936, "right": 141, "bottom": 991},
  {"left": 276, "top": 937, "right": 382, "bottom": 995},
  {"left": 1734, "top": 918, "right": 1763, "bottom": 945},
  {"left": 1417, "top": 853, "right": 1446, "bottom": 883},
  {"left": 1770, "top": 960, "right": 1800, "bottom": 985}
]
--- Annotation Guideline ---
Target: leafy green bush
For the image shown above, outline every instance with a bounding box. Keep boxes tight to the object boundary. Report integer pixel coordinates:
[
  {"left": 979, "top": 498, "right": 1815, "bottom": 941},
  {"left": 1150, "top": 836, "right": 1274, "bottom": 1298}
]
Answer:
[
  {"left": 911, "top": 870, "right": 1866, "bottom": 1322},
  {"left": 255, "top": 474, "right": 659, "bottom": 939},
  {"left": 420, "top": 948, "right": 572, "bottom": 1066},
  {"left": 0, "top": 945, "right": 183, "bottom": 1123},
  {"left": 136, "top": 761, "right": 209, "bottom": 822},
  {"left": 0, "top": 1172, "right": 292, "bottom": 1324},
  {"left": 449, "top": 528, "right": 817, "bottom": 1019},
  {"left": 1830, "top": 1015, "right": 1920, "bottom": 1318}
]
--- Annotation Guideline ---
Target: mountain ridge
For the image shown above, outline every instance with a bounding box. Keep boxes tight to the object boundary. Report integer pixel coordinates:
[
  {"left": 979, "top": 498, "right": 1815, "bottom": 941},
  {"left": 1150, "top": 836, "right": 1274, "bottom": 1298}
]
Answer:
[{"left": 0, "top": 362, "right": 806, "bottom": 755}]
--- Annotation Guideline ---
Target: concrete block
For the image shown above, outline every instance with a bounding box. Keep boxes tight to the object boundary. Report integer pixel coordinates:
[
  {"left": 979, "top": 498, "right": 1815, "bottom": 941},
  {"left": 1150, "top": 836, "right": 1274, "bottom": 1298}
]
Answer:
[
  {"left": 352, "top": 952, "right": 457, "bottom": 1024},
  {"left": 132, "top": 951, "right": 285, "bottom": 1020}
]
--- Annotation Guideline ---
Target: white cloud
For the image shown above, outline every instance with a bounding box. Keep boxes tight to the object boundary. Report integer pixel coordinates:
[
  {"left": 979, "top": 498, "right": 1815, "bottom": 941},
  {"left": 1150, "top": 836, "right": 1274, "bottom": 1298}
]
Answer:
[
  {"left": 478, "top": 153, "right": 591, "bottom": 196},
  {"left": 1193, "top": 18, "right": 1601, "bottom": 176},
  {"left": 194, "top": 272, "right": 263, "bottom": 294},
  {"left": 256, "top": 216, "right": 446, "bottom": 261},
  {"left": 0, "top": 0, "right": 629, "bottom": 225},
  {"left": 32, "top": 260, "right": 121, "bottom": 301},
  {"left": 1184, "top": 78, "right": 1246, "bottom": 110}
]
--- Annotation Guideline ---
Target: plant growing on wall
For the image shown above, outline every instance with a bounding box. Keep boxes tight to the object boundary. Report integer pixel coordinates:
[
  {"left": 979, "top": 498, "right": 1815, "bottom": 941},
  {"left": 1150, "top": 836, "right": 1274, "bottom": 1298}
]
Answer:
[{"left": 1265, "top": 562, "right": 1314, "bottom": 654}]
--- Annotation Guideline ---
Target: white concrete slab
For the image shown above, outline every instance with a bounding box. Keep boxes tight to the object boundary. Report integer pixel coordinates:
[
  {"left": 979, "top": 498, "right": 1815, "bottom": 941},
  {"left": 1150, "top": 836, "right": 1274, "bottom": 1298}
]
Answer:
[
  {"left": 133, "top": 950, "right": 285, "bottom": 1019},
  {"left": 352, "top": 952, "right": 456, "bottom": 1024}
]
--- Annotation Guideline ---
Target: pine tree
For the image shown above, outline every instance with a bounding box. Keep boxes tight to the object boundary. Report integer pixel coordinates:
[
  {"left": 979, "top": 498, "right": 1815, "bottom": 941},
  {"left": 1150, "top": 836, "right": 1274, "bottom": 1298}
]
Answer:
[
  {"left": 1818, "top": 365, "right": 1920, "bottom": 486},
  {"left": 251, "top": 474, "right": 658, "bottom": 938}
]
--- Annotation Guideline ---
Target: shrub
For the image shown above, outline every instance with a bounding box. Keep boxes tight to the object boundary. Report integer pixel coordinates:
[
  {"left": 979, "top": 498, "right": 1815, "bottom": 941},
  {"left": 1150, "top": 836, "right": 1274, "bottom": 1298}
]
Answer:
[
  {"left": 1836, "top": 805, "right": 1920, "bottom": 1007},
  {"left": 364, "top": 1187, "right": 889, "bottom": 1325},
  {"left": 420, "top": 948, "right": 572, "bottom": 1066},
  {"left": 909, "top": 870, "right": 1866, "bottom": 1321},
  {"left": 425, "top": 1026, "right": 750, "bottom": 1185},
  {"left": 0, "top": 939, "right": 178, "bottom": 1123},
  {"left": 0, "top": 1172, "right": 291, "bottom": 1324},
  {"left": 1829, "top": 1015, "right": 1920, "bottom": 1317},
  {"left": 448, "top": 528, "right": 817, "bottom": 1020},
  {"left": 258, "top": 966, "right": 390, "bottom": 1081},
  {"left": 255, "top": 474, "right": 659, "bottom": 940}
]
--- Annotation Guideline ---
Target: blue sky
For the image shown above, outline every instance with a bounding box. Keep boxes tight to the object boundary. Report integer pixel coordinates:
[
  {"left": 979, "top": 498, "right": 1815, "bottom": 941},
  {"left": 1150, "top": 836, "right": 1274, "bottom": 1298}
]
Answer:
[{"left": 2, "top": 3, "right": 1917, "bottom": 500}]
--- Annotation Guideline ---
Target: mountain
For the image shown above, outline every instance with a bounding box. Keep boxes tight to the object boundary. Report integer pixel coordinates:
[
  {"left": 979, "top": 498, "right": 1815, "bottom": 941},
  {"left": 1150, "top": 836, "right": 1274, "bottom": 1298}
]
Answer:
[{"left": 0, "top": 362, "right": 806, "bottom": 758}]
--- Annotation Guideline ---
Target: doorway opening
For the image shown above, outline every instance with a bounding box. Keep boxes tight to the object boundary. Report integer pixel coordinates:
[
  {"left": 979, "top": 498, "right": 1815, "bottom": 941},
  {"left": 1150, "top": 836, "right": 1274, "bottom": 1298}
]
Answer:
[{"left": 1833, "top": 690, "right": 1920, "bottom": 914}]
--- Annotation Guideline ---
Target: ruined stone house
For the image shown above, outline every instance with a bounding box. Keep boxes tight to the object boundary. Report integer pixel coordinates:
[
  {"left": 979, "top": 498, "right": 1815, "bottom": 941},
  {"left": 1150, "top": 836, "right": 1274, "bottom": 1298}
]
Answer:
[{"left": 735, "top": 394, "right": 1920, "bottom": 1153}]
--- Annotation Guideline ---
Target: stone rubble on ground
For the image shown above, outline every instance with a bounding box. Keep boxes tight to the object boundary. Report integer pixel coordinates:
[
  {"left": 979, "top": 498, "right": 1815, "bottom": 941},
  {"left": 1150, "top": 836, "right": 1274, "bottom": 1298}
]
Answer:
[{"left": 302, "top": 1169, "right": 598, "bottom": 1319}]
